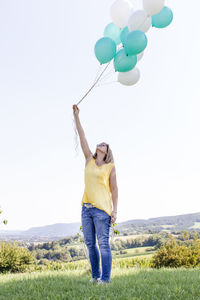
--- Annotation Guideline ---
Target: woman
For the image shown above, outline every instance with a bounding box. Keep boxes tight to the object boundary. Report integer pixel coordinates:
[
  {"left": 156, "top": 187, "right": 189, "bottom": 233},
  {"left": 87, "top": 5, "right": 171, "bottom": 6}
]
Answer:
[{"left": 72, "top": 104, "right": 118, "bottom": 284}]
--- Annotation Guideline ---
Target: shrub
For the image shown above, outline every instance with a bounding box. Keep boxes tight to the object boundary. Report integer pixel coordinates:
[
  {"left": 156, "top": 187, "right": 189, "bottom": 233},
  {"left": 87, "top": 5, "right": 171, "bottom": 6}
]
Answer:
[
  {"left": 0, "top": 241, "right": 36, "bottom": 273},
  {"left": 119, "top": 250, "right": 128, "bottom": 254},
  {"left": 152, "top": 235, "right": 200, "bottom": 268}
]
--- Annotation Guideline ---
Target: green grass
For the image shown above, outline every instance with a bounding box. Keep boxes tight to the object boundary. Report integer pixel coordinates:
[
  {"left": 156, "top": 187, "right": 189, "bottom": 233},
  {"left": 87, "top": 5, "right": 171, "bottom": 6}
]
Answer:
[
  {"left": 0, "top": 268, "right": 200, "bottom": 300},
  {"left": 112, "top": 246, "right": 155, "bottom": 259},
  {"left": 114, "top": 234, "right": 150, "bottom": 241},
  {"left": 160, "top": 225, "right": 175, "bottom": 228},
  {"left": 190, "top": 222, "right": 200, "bottom": 229}
]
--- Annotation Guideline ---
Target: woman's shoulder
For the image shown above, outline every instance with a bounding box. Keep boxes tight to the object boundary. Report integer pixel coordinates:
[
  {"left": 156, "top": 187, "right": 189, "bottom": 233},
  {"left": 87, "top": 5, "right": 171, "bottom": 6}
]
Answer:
[{"left": 107, "top": 162, "right": 115, "bottom": 172}]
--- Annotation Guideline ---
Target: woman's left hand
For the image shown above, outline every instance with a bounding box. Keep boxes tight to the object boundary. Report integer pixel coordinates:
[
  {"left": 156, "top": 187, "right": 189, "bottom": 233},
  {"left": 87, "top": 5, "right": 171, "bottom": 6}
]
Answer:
[{"left": 111, "top": 211, "right": 117, "bottom": 224}]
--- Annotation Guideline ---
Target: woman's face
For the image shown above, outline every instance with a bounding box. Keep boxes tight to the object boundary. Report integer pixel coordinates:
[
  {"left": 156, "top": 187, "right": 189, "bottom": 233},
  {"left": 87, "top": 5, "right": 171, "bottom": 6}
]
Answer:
[{"left": 96, "top": 142, "right": 108, "bottom": 154}]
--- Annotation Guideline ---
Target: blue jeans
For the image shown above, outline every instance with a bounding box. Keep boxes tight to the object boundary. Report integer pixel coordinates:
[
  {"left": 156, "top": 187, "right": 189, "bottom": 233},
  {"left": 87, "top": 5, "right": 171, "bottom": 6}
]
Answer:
[{"left": 81, "top": 205, "right": 112, "bottom": 282}]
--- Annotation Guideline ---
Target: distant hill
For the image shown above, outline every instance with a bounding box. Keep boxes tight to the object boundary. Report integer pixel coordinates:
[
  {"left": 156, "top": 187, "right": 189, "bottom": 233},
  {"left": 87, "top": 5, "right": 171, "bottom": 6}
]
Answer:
[
  {"left": 117, "top": 212, "right": 200, "bottom": 234},
  {"left": 0, "top": 212, "right": 200, "bottom": 242},
  {"left": 0, "top": 223, "right": 81, "bottom": 242}
]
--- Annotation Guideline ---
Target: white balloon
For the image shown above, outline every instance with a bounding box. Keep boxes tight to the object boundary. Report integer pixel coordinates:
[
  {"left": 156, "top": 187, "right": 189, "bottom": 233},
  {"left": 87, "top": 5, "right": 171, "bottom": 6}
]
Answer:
[
  {"left": 143, "top": 0, "right": 165, "bottom": 16},
  {"left": 118, "top": 67, "right": 140, "bottom": 86},
  {"left": 128, "top": 10, "right": 152, "bottom": 33},
  {"left": 110, "top": 0, "right": 134, "bottom": 29},
  {"left": 137, "top": 51, "right": 144, "bottom": 62}
]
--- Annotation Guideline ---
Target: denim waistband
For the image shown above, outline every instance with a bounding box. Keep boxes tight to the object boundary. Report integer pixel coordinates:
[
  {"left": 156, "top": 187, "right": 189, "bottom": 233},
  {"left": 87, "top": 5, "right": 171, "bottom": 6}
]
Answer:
[{"left": 83, "top": 203, "right": 95, "bottom": 208}]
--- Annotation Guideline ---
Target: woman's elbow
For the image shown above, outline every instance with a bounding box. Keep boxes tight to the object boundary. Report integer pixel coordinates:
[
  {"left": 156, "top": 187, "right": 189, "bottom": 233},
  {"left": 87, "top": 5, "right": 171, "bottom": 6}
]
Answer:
[{"left": 111, "top": 185, "right": 118, "bottom": 195}]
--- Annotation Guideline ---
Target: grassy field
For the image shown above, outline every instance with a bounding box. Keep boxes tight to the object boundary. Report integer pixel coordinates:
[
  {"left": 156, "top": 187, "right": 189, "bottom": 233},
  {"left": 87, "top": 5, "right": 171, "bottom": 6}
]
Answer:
[
  {"left": 0, "top": 268, "right": 200, "bottom": 300},
  {"left": 113, "top": 234, "right": 150, "bottom": 241},
  {"left": 112, "top": 246, "right": 155, "bottom": 258},
  {"left": 69, "top": 243, "right": 155, "bottom": 261},
  {"left": 190, "top": 222, "right": 200, "bottom": 229},
  {"left": 160, "top": 225, "right": 174, "bottom": 228}
]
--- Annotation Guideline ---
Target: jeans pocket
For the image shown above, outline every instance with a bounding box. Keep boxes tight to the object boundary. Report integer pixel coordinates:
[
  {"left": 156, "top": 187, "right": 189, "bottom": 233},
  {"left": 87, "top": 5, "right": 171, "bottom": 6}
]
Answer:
[
  {"left": 95, "top": 208, "right": 111, "bottom": 227},
  {"left": 95, "top": 207, "right": 108, "bottom": 216},
  {"left": 81, "top": 205, "right": 90, "bottom": 219}
]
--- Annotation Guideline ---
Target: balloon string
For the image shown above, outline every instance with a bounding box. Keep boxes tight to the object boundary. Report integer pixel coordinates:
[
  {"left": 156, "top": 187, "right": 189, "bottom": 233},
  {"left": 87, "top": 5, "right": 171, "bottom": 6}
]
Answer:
[
  {"left": 73, "top": 61, "right": 111, "bottom": 155},
  {"left": 95, "top": 80, "right": 118, "bottom": 88},
  {"left": 93, "top": 64, "right": 104, "bottom": 84},
  {"left": 98, "top": 69, "right": 116, "bottom": 82},
  {"left": 76, "top": 61, "right": 111, "bottom": 106}
]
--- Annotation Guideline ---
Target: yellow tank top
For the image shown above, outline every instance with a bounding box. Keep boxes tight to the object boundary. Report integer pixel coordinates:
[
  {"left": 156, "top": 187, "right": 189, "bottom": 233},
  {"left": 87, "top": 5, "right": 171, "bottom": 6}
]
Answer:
[{"left": 81, "top": 157, "right": 115, "bottom": 216}]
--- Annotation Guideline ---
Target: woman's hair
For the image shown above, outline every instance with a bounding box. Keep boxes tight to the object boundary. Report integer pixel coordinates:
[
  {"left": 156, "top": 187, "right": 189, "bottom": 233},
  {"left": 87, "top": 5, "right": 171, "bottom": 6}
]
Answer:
[{"left": 93, "top": 143, "right": 114, "bottom": 164}]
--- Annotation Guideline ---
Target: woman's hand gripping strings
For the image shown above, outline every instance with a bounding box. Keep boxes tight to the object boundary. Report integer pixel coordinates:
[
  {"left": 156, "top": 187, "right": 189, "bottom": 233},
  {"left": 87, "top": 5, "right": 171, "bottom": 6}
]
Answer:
[
  {"left": 72, "top": 104, "right": 80, "bottom": 117},
  {"left": 111, "top": 211, "right": 117, "bottom": 224}
]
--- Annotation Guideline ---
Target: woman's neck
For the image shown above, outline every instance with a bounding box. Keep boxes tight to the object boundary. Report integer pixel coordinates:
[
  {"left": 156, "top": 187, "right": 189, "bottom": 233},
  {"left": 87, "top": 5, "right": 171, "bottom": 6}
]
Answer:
[{"left": 95, "top": 156, "right": 105, "bottom": 165}]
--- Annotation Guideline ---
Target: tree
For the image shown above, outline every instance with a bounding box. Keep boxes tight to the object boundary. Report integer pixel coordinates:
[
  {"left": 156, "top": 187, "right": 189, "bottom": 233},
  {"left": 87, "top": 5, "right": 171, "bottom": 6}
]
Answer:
[{"left": 0, "top": 206, "right": 8, "bottom": 227}]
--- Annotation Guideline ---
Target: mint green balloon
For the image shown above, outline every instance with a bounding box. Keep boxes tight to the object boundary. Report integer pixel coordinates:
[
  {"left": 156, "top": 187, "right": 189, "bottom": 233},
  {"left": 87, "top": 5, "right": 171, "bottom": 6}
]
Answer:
[
  {"left": 152, "top": 6, "right": 173, "bottom": 28},
  {"left": 94, "top": 37, "right": 116, "bottom": 64},
  {"left": 120, "top": 26, "right": 129, "bottom": 45},
  {"left": 114, "top": 49, "right": 137, "bottom": 72},
  {"left": 124, "top": 30, "right": 148, "bottom": 55},
  {"left": 104, "top": 23, "right": 121, "bottom": 45}
]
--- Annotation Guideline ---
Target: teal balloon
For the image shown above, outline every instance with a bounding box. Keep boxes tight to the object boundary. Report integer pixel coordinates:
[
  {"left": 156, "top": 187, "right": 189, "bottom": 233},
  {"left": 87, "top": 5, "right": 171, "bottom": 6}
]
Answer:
[
  {"left": 120, "top": 26, "right": 129, "bottom": 45},
  {"left": 152, "top": 6, "right": 173, "bottom": 28},
  {"left": 104, "top": 23, "right": 121, "bottom": 45},
  {"left": 94, "top": 37, "right": 116, "bottom": 64},
  {"left": 114, "top": 49, "right": 137, "bottom": 72},
  {"left": 124, "top": 30, "right": 148, "bottom": 56}
]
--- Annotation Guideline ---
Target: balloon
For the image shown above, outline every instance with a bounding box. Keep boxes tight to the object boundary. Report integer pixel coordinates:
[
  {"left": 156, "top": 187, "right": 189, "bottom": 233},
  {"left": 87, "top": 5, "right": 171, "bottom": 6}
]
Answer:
[
  {"left": 152, "top": 6, "right": 173, "bottom": 28},
  {"left": 120, "top": 26, "right": 129, "bottom": 45},
  {"left": 128, "top": 10, "right": 152, "bottom": 33},
  {"left": 104, "top": 23, "right": 121, "bottom": 45},
  {"left": 124, "top": 30, "right": 148, "bottom": 55},
  {"left": 137, "top": 51, "right": 144, "bottom": 61},
  {"left": 94, "top": 37, "right": 116, "bottom": 64},
  {"left": 143, "top": 0, "right": 165, "bottom": 16},
  {"left": 114, "top": 49, "right": 137, "bottom": 72},
  {"left": 118, "top": 67, "right": 140, "bottom": 86},
  {"left": 110, "top": 0, "right": 134, "bottom": 29}
]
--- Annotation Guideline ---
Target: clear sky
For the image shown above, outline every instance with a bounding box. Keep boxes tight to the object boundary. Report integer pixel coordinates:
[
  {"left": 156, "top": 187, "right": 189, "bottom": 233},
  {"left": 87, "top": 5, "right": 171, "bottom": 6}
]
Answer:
[{"left": 0, "top": 0, "right": 200, "bottom": 231}]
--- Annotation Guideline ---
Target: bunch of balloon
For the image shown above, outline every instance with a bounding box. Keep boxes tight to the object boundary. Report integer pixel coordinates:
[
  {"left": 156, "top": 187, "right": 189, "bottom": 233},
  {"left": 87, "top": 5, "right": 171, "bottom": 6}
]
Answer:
[
  {"left": 76, "top": 0, "right": 173, "bottom": 105},
  {"left": 94, "top": 0, "right": 173, "bottom": 89}
]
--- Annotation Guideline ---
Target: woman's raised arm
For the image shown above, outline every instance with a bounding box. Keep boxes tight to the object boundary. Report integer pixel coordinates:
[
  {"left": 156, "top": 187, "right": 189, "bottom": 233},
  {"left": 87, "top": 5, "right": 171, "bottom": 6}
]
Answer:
[{"left": 72, "top": 105, "right": 93, "bottom": 160}]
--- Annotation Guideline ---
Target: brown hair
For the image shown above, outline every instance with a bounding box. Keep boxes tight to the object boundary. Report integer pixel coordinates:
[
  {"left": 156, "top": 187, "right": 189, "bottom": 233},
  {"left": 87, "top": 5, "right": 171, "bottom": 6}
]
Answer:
[{"left": 93, "top": 143, "right": 114, "bottom": 164}]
